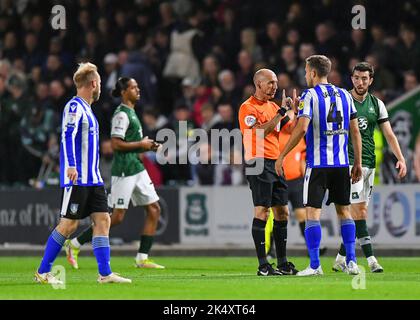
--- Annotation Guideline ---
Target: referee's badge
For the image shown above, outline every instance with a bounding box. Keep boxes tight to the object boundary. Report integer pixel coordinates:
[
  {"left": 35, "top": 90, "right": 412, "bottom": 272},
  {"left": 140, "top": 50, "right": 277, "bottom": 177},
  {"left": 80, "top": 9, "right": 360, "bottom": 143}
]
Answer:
[
  {"left": 70, "top": 203, "right": 79, "bottom": 215},
  {"left": 244, "top": 115, "right": 256, "bottom": 127}
]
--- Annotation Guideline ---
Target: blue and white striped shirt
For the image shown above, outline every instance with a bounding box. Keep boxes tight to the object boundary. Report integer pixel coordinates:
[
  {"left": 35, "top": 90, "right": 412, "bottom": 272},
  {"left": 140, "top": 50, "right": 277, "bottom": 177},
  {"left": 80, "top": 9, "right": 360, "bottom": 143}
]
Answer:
[
  {"left": 60, "top": 96, "right": 103, "bottom": 187},
  {"left": 297, "top": 84, "right": 357, "bottom": 168}
]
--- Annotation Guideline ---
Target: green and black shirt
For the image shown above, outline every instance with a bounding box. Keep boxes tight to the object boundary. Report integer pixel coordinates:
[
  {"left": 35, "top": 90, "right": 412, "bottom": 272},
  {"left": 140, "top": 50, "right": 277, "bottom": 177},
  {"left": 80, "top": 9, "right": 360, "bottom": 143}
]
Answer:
[
  {"left": 110, "top": 104, "right": 145, "bottom": 177},
  {"left": 348, "top": 92, "right": 389, "bottom": 169}
]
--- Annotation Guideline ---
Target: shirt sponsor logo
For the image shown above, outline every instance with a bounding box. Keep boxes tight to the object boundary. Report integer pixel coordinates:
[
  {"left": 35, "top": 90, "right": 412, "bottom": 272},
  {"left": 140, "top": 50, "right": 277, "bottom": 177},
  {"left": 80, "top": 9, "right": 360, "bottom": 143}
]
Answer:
[
  {"left": 358, "top": 117, "right": 368, "bottom": 130},
  {"left": 298, "top": 101, "right": 305, "bottom": 110},
  {"left": 324, "top": 129, "right": 348, "bottom": 136}
]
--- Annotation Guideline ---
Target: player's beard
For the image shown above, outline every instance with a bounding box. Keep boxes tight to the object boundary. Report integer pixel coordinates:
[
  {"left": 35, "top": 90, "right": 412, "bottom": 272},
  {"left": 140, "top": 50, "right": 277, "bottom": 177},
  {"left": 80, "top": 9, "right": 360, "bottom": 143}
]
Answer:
[
  {"left": 306, "top": 77, "right": 313, "bottom": 88},
  {"left": 92, "top": 88, "right": 100, "bottom": 102},
  {"left": 354, "top": 87, "right": 368, "bottom": 96}
]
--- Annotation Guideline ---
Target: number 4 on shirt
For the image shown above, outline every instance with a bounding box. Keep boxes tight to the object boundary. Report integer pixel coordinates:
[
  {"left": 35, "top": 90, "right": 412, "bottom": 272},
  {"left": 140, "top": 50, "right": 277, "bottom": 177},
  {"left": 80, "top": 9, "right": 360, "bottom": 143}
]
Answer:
[{"left": 327, "top": 102, "right": 343, "bottom": 129}]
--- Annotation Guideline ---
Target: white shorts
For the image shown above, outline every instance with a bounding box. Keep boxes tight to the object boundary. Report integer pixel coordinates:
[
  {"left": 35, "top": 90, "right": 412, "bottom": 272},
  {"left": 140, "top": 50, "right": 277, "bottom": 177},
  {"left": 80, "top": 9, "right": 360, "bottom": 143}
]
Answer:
[
  {"left": 110, "top": 171, "right": 159, "bottom": 209},
  {"left": 350, "top": 166, "right": 375, "bottom": 204}
]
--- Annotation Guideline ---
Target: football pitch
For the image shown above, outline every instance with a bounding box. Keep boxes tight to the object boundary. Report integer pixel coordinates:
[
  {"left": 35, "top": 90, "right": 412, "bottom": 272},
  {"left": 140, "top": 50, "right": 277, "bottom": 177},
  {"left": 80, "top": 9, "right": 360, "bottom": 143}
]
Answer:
[{"left": 1, "top": 256, "right": 420, "bottom": 300}]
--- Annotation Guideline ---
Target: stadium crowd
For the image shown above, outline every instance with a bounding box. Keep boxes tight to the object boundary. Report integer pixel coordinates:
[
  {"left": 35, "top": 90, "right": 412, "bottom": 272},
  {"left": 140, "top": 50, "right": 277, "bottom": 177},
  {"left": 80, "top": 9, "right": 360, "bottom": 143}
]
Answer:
[{"left": 0, "top": 0, "right": 419, "bottom": 188}]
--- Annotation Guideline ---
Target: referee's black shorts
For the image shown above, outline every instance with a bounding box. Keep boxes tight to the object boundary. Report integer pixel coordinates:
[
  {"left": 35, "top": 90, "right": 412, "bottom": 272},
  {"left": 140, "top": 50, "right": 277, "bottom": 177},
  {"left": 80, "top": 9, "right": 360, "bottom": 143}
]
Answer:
[
  {"left": 60, "top": 185, "right": 109, "bottom": 220},
  {"left": 303, "top": 166, "right": 351, "bottom": 208},
  {"left": 246, "top": 158, "right": 288, "bottom": 208},
  {"left": 287, "top": 177, "right": 304, "bottom": 210}
]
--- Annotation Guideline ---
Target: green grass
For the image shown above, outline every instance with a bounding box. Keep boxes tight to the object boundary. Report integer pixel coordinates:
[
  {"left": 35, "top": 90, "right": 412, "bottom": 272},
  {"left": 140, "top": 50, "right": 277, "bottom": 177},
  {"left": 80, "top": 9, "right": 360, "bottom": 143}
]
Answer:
[{"left": 1, "top": 256, "right": 420, "bottom": 299}]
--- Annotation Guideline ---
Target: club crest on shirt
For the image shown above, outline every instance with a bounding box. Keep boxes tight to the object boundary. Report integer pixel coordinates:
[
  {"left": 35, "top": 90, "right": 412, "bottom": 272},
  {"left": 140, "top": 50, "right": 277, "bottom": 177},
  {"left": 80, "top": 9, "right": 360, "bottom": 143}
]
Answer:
[
  {"left": 244, "top": 115, "right": 256, "bottom": 127},
  {"left": 69, "top": 203, "right": 79, "bottom": 214}
]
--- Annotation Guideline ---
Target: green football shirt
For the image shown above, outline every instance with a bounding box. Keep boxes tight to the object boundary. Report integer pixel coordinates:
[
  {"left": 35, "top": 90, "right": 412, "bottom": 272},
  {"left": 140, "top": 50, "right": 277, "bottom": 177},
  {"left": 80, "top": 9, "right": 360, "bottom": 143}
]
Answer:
[
  {"left": 348, "top": 92, "right": 389, "bottom": 169},
  {"left": 110, "top": 104, "right": 145, "bottom": 177}
]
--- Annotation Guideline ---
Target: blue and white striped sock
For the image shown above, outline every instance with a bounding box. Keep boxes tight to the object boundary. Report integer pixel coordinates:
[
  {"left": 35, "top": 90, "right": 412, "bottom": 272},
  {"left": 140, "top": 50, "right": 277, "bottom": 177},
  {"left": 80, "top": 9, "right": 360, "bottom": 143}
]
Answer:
[
  {"left": 92, "top": 236, "right": 112, "bottom": 276},
  {"left": 38, "top": 229, "right": 67, "bottom": 274}
]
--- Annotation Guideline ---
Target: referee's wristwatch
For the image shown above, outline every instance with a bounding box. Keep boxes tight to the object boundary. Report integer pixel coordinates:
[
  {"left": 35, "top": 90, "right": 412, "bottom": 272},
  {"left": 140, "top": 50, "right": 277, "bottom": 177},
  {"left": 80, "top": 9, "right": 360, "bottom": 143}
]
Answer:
[{"left": 277, "top": 106, "right": 288, "bottom": 116}]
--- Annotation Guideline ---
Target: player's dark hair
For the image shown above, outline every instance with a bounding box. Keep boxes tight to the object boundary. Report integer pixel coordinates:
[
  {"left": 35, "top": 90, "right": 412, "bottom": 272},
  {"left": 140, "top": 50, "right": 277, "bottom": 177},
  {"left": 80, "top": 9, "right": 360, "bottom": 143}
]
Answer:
[
  {"left": 306, "top": 55, "right": 331, "bottom": 78},
  {"left": 111, "top": 77, "right": 132, "bottom": 97},
  {"left": 352, "top": 62, "right": 374, "bottom": 78}
]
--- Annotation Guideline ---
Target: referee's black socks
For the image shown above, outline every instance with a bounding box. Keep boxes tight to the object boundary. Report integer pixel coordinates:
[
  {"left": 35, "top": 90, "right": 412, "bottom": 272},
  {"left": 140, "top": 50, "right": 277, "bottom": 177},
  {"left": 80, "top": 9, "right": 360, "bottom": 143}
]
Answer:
[
  {"left": 273, "top": 220, "right": 288, "bottom": 266},
  {"left": 252, "top": 218, "right": 268, "bottom": 266}
]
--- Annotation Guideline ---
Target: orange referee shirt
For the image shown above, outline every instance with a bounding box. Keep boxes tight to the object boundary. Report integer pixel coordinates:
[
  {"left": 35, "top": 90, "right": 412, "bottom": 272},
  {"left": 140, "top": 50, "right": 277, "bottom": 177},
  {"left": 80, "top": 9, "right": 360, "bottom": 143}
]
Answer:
[
  {"left": 278, "top": 130, "right": 306, "bottom": 180},
  {"left": 239, "top": 96, "right": 290, "bottom": 161}
]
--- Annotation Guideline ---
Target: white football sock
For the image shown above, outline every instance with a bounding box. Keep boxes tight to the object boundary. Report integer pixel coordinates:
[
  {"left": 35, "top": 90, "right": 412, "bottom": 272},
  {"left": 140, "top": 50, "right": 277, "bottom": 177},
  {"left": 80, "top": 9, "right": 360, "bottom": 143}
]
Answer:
[
  {"left": 70, "top": 238, "right": 81, "bottom": 249},
  {"left": 136, "top": 253, "right": 148, "bottom": 261}
]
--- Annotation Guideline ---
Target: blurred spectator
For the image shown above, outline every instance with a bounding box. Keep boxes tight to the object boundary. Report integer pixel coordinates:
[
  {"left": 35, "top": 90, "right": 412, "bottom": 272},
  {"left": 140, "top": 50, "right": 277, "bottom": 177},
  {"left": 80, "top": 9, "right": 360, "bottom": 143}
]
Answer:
[
  {"left": 2, "top": 72, "right": 28, "bottom": 185},
  {"left": 240, "top": 28, "right": 264, "bottom": 63},
  {"left": 200, "top": 103, "right": 221, "bottom": 131},
  {"left": 296, "top": 43, "right": 315, "bottom": 87},
  {"left": 277, "top": 72, "right": 294, "bottom": 93},
  {"left": 348, "top": 29, "right": 370, "bottom": 60},
  {"left": 286, "top": 29, "right": 301, "bottom": 51},
  {"left": 201, "top": 54, "right": 220, "bottom": 88},
  {"left": 163, "top": 10, "right": 202, "bottom": 83},
  {"left": 235, "top": 50, "right": 254, "bottom": 92},
  {"left": 194, "top": 143, "right": 215, "bottom": 185},
  {"left": 23, "top": 32, "right": 44, "bottom": 71},
  {"left": 213, "top": 6, "right": 240, "bottom": 67},
  {"left": 396, "top": 24, "right": 420, "bottom": 73},
  {"left": 142, "top": 108, "right": 168, "bottom": 141},
  {"left": 279, "top": 44, "right": 298, "bottom": 81},
  {"left": 216, "top": 69, "right": 242, "bottom": 108},
  {"left": 315, "top": 21, "right": 341, "bottom": 59},
  {"left": 161, "top": 104, "right": 195, "bottom": 185},
  {"left": 1, "top": 31, "right": 19, "bottom": 61},
  {"left": 328, "top": 69, "right": 343, "bottom": 87},
  {"left": 382, "top": 111, "right": 417, "bottom": 184},
  {"left": 20, "top": 102, "right": 55, "bottom": 184},
  {"left": 49, "top": 80, "right": 70, "bottom": 114},
  {"left": 365, "top": 53, "right": 395, "bottom": 97},
  {"left": 42, "top": 54, "right": 68, "bottom": 83},
  {"left": 261, "top": 21, "right": 284, "bottom": 67},
  {"left": 403, "top": 70, "right": 419, "bottom": 93},
  {"left": 99, "top": 139, "right": 113, "bottom": 190}
]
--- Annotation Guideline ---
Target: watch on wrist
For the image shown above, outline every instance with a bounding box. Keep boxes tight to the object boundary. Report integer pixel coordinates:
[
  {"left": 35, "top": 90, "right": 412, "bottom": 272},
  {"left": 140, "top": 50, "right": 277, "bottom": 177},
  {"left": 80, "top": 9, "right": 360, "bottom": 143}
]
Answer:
[{"left": 277, "top": 107, "right": 287, "bottom": 116}]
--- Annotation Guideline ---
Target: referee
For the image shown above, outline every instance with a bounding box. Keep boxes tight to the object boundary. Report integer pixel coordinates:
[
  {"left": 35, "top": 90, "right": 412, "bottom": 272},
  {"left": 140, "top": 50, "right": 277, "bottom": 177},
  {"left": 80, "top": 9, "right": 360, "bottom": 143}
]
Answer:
[{"left": 239, "top": 69, "right": 299, "bottom": 276}]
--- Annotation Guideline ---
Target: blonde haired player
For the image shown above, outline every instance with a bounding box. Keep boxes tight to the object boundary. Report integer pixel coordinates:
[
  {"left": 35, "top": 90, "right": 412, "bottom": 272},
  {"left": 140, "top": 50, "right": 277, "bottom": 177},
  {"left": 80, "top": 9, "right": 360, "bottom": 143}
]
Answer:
[{"left": 35, "top": 63, "right": 131, "bottom": 284}]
